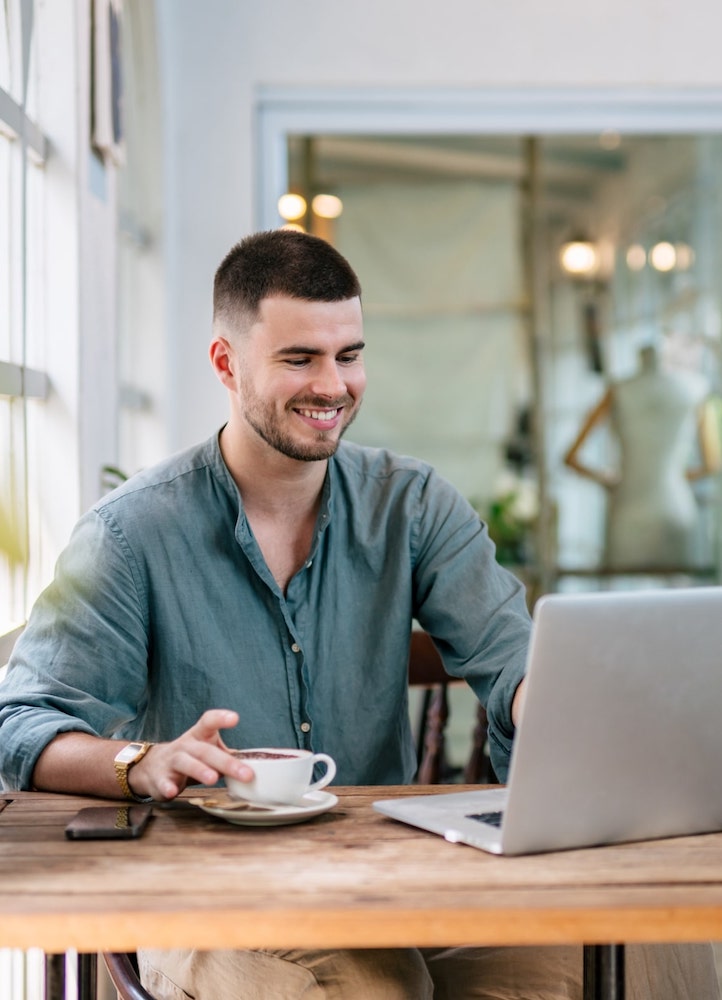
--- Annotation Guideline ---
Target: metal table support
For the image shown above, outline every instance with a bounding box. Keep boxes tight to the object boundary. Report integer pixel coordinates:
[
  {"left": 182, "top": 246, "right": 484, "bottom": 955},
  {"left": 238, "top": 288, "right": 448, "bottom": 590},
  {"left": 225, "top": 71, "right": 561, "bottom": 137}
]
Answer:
[
  {"left": 45, "top": 952, "right": 96, "bottom": 1000},
  {"left": 78, "top": 953, "right": 97, "bottom": 999},
  {"left": 584, "top": 943, "right": 625, "bottom": 1000},
  {"left": 44, "top": 954, "right": 65, "bottom": 1000}
]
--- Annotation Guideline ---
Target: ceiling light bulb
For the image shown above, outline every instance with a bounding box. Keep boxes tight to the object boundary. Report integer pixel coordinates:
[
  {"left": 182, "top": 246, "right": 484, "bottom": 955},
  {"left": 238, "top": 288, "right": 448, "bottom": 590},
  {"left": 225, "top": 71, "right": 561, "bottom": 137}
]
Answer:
[
  {"left": 626, "top": 244, "right": 647, "bottom": 271},
  {"left": 674, "top": 243, "right": 695, "bottom": 271},
  {"left": 649, "top": 241, "right": 676, "bottom": 272},
  {"left": 277, "top": 193, "right": 307, "bottom": 221},
  {"left": 312, "top": 193, "right": 343, "bottom": 219},
  {"left": 559, "top": 240, "right": 599, "bottom": 277}
]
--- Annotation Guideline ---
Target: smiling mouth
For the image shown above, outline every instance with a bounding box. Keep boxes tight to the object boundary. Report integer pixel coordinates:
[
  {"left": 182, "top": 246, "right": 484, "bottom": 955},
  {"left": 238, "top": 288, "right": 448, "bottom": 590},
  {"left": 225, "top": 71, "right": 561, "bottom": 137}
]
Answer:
[{"left": 296, "top": 407, "right": 340, "bottom": 422}]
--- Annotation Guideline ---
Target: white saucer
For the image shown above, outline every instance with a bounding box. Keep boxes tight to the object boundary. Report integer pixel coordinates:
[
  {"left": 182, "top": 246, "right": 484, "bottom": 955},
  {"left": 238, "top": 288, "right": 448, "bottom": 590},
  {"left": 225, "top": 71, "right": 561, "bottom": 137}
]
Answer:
[{"left": 195, "top": 790, "right": 338, "bottom": 827}]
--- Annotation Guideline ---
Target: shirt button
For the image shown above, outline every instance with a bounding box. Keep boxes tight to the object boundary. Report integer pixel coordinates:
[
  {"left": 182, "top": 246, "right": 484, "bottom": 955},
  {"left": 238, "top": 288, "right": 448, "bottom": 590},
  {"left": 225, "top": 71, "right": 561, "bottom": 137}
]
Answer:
[
  {"left": 300, "top": 722, "right": 311, "bottom": 733},
  {"left": 291, "top": 643, "right": 301, "bottom": 653},
  {"left": 306, "top": 559, "right": 313, "bottom": 568}
]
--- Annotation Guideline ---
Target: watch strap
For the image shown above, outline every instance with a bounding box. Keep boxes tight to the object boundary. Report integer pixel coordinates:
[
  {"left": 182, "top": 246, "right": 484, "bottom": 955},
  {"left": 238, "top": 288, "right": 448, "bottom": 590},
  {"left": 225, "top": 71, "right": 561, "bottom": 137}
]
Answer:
[{"left": 113, "top": 741, "right": 154, "bottom": 801}]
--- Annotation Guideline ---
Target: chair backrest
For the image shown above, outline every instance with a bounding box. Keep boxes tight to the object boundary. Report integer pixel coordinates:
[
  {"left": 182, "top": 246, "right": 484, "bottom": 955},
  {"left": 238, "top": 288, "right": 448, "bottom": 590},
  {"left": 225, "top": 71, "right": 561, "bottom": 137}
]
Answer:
[
  {"left": 408, "top": 630, "right": 496, "bottom": 785},
  {"left": 103, "top": 952, "right": 157, "bottom": 1000},
  {"left": 0, "top": 623, "right": 24, "bottom": 679}
]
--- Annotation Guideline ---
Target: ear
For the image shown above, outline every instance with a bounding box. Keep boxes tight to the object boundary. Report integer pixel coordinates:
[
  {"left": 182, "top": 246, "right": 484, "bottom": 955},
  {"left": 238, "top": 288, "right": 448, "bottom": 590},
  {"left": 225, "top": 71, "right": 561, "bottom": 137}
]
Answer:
[{"left": 209, "top": 336, "right": 237, "bottom": 389}]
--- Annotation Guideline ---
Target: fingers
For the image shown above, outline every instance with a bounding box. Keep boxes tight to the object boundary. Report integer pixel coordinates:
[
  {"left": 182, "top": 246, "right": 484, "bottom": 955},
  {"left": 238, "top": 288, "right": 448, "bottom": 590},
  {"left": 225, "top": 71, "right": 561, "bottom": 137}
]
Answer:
[
  {"left": 138, "top": 710, "right": 254, "bottom": 801},
  {"left": 191, "top": 708, "right": 240, "bottom": 741},
  {"left": 189, "top": 708, "right": 254, "bottom": 781},
  {"left": 164, "top": 746, "right": 227, "bottom": 790},
  {"left": 195, "top": 744, "right": 255, "bottom": 787}
]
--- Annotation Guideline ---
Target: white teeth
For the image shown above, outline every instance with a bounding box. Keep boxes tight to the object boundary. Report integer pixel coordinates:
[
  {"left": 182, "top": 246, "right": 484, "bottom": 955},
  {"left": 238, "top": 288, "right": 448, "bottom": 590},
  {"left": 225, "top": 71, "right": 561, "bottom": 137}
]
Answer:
[{"left": 299, "top": 408, "right": 338, "bottom": 422}]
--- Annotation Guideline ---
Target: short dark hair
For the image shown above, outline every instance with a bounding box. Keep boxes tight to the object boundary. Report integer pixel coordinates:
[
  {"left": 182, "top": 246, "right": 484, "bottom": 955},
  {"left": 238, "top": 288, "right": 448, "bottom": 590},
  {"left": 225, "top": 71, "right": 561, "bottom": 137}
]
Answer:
[{"left": 213, "top": 229, "right": 362, "bottom": 330}]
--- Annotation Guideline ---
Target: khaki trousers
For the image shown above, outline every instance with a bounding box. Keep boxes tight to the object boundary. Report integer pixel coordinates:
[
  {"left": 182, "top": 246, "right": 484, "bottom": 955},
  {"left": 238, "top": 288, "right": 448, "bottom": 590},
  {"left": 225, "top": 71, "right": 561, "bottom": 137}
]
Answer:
[{"left": 139, "top": 943, "right": 720, "bottom": 1000}]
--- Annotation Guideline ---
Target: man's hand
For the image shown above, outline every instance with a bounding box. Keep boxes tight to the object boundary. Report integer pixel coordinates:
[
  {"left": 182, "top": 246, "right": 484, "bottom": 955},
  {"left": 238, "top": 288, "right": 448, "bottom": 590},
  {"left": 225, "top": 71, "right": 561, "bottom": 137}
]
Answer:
[
  {"left": 128, "top": 709, "right": 254, "bottom": 801},
  {"left": 32, "top": 709, "right": 254, "bottom": 801}
]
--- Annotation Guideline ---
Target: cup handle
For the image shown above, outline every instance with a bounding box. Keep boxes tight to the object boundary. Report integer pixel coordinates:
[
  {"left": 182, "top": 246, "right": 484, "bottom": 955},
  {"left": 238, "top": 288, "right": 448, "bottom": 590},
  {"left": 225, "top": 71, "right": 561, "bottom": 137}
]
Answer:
[{"left": 307, "top": 753, "right": 336, "bottom": 792}]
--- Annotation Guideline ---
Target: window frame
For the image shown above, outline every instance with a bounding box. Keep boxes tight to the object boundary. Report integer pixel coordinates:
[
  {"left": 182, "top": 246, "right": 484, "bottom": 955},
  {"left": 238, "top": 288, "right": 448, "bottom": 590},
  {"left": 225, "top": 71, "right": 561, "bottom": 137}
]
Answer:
[{"left": 0, "top": 39, "right": 50, "bottom": 643}]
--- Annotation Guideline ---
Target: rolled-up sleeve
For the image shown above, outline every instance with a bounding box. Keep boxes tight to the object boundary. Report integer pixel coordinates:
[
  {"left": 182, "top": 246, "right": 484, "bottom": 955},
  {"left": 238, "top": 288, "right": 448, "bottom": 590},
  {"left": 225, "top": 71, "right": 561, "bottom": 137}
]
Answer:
[
  {"left": 0, "top": 509, "right": 150, "bottom": 789},
  {"left": 411, "top": 469, "right": 531, "bottom": 783}
]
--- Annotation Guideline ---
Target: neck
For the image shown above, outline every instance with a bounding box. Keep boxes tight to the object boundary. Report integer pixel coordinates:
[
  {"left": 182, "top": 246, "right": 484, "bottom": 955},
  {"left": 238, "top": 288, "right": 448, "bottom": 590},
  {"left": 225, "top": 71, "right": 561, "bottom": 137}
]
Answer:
[{"left": 219, "top": 421, "right": 328, "bottom": 517}]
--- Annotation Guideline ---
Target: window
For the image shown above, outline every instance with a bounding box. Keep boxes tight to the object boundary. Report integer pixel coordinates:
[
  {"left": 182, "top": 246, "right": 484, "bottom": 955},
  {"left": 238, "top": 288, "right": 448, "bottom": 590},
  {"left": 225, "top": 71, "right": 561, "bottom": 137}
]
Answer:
[{"left": 0, "top": 0, "right": 49, "bottom": 657}]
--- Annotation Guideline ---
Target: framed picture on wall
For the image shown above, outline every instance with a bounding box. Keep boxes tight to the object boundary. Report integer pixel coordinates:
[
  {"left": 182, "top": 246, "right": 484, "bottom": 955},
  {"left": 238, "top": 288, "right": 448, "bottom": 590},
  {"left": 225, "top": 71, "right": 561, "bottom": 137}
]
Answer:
[{"left": 91, "top": 0, "right": 124, "bottom": 165}]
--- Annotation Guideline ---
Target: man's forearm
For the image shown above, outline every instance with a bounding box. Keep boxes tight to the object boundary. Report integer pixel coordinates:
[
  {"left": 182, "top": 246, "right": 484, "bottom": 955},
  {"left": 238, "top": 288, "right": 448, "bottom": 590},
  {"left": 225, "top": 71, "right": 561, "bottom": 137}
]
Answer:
[
  {"left": 32, "top": 731, "right": 128, "bottom": 799},
  {"left": 511, "top": 677, "right": 526, "bottom": 727},
  {"left": 32, "top": 709, "right": 253, "bottom": 802}
]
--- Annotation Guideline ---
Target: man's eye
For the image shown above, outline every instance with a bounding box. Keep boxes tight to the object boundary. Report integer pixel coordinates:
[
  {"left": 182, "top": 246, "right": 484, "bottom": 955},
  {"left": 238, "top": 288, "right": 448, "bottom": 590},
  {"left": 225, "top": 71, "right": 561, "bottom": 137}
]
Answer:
[
  {"left": 338, "top": 354, "right": 361, "bottom": 365},
  {"left": 285, "top": 358, "right": 309, "bottom": 368}
]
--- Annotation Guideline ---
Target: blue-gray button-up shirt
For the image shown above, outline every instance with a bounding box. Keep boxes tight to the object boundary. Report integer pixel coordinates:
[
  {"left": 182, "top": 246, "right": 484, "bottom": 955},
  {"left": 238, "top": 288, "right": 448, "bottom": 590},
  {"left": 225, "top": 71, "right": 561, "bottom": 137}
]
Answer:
[{"left": 0, "top": 432, "right": 531, "bottom": 790}]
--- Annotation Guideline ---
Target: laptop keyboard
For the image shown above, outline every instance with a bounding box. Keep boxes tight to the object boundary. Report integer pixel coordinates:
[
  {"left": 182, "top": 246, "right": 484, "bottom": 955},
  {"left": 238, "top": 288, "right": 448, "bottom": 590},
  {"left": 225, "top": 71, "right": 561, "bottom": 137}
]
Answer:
[{"left": 466, "top": 810, "right": 504, "bottom": 828}]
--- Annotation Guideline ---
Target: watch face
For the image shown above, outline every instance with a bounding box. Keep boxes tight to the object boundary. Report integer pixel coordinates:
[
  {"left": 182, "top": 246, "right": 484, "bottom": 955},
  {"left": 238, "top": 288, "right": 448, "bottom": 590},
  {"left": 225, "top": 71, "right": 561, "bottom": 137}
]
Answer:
[{"left": 115, "top": 742, "right": 145, "bottom": 764}]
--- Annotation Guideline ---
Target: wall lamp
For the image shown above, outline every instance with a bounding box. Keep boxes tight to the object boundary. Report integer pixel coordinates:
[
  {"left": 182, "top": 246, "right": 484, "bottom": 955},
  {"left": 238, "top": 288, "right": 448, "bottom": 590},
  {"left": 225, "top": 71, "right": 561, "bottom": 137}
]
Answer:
[
  {"left": 277, "top": 191, "right": 344, "bottom": 229},
  {"left": 624, "top": 241, "right": 695, "bottom": 273}
]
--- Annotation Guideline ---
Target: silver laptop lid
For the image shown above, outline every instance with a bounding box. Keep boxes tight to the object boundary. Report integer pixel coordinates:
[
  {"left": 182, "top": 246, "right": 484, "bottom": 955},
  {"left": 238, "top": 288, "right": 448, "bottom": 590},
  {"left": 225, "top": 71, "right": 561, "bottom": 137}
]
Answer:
[
  {"left": 500, "top": 586, "right": 722, "bottom": 854},
  {"left": 375, "top": 587, "right": 722, "bottom": 855}
]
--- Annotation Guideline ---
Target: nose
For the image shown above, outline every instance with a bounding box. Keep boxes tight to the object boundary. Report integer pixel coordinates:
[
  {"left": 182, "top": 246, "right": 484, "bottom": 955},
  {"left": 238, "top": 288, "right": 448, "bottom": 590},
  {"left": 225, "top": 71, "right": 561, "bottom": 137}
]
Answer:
[{"left": 309, "top": 359, "right": 347, "bottom": 399}]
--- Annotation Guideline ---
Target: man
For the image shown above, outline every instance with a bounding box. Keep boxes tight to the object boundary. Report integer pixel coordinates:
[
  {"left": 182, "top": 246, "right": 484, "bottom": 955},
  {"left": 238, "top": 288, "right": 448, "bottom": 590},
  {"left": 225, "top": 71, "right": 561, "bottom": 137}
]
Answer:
[{"left": 0, "top": 231, "right": 717, "bottom": 999}]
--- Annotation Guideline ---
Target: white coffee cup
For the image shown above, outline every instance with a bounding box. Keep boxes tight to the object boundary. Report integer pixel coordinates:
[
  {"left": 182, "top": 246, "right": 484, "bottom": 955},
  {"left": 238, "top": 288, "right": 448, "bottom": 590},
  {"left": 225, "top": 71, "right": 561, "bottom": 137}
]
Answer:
[{"left": 226, "top": 747, "right": 337, "bottom": 805}]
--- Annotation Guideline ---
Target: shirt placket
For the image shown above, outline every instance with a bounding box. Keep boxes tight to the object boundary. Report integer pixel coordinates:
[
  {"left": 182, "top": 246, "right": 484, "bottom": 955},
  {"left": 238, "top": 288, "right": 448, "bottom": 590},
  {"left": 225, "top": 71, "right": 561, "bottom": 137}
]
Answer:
[{"left": 282, "top": 497, "right": 331, "bottom": 752}]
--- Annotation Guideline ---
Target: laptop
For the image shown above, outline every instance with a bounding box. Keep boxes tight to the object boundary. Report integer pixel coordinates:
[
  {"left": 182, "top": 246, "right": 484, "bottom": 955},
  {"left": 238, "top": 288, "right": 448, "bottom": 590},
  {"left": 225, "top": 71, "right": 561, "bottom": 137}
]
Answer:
[{"left": 374, "top": 586, "right": 722, "bottom": 855}]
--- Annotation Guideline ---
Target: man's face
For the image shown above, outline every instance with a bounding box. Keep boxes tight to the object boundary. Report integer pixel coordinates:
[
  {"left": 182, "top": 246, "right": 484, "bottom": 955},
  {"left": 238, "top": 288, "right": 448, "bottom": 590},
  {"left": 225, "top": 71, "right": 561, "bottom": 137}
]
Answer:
[{"left": 234, "top": 295, "right": 366, "bottom": 462}]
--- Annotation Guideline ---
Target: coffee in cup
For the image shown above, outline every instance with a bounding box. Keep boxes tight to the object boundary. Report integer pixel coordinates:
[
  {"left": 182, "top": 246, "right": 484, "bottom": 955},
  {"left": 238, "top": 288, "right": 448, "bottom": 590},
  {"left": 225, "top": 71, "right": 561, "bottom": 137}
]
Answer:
[{"left": 226, "top": 747, "right": 336, "bottom": 806}]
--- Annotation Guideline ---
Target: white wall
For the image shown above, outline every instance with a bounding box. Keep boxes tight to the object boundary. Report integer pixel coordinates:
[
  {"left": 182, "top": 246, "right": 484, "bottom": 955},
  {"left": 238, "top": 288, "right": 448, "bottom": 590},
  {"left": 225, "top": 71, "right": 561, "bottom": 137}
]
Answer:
[{"left": 143, "top": 0, "right": 722, "bottom": 459}]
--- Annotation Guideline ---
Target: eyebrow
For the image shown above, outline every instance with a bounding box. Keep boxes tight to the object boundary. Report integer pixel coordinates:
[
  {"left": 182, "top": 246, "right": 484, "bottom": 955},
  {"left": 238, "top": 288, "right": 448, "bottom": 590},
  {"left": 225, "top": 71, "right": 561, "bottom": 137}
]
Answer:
[{"left": 274, "top": 341, "right": 366, "bottom": 358}]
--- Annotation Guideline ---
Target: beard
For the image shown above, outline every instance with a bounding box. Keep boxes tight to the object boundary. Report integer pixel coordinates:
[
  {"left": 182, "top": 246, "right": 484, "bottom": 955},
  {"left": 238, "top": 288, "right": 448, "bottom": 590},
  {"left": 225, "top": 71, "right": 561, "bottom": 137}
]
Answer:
[{"left": 240, "top": 382, "right": 361, "bottom": 462}]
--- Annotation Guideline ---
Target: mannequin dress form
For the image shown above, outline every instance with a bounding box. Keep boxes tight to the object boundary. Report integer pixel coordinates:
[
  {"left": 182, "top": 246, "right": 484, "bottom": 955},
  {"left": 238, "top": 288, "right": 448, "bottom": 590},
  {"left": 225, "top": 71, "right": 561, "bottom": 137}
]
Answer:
[{"left": 564, "top": 345, "right": 720, "bottom": 571}]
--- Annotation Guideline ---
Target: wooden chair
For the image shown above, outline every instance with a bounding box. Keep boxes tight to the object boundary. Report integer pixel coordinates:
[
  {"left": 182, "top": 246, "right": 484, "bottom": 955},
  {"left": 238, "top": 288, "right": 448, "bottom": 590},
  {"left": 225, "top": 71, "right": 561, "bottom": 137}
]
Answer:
[
  {"left": 103, "top": 951, "right": 156, "bottom": 999},
  {"left": 408, "top": 629, "right": 497, "bottom": 785},
  {"left": 104, "top": 630, "right": 496, "bottom": 1000}
]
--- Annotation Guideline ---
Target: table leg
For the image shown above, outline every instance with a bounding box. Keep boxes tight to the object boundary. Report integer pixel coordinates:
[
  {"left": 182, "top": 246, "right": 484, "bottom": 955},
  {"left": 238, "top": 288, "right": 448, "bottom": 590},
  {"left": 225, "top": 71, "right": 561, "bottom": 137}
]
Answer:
[
  {"left": 78, "top": 953, "right": 97, "bottom": 1000},
  {"left": 583, "top": 944, "right": 625, "bottom": 1000},
  {"left": 44, "top": 954, "right": 65, "bottom": 1000},
  {"left": 44, "top": 952, "right": 97, "bottom": 1000}
]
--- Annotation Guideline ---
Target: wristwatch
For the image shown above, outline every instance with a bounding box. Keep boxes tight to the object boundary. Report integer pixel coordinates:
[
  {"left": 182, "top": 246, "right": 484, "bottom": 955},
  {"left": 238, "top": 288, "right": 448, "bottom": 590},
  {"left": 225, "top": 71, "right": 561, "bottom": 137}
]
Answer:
[{"left": 113, "top": 741, "right": 154, "bottom": 801}]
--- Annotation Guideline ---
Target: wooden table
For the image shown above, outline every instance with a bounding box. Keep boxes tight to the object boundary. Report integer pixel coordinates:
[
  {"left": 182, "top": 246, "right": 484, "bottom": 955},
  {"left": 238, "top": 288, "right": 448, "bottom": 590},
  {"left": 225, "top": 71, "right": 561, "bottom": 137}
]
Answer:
[{"left": 2, "top": 787, "right": 722, "bottom": 1000}]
